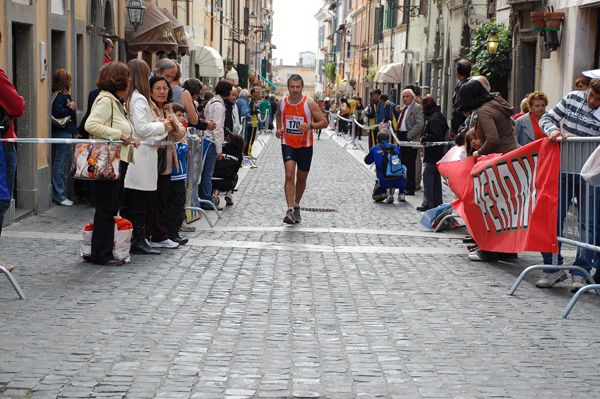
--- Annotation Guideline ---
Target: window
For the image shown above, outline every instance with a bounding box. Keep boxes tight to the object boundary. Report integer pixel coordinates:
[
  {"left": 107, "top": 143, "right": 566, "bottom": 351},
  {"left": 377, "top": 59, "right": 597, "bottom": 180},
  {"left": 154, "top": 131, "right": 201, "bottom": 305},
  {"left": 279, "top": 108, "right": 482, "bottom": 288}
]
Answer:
[
  {"left": 50, "top": 0, "right": 64, "bottom": 15},
  {"left": 386, "top": 0, "right": 397, "bottom": 30}
]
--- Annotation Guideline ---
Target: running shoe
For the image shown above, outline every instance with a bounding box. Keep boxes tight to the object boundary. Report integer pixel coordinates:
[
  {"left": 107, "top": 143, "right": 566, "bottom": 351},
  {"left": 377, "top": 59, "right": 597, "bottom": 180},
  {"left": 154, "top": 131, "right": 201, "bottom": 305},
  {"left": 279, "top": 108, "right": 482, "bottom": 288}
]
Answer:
[
  {"left": 283, "top": 209, "right": 296, "bottom": 224},
  {"left": 293, "top": 207, "right": 301, "bottom": 223}
]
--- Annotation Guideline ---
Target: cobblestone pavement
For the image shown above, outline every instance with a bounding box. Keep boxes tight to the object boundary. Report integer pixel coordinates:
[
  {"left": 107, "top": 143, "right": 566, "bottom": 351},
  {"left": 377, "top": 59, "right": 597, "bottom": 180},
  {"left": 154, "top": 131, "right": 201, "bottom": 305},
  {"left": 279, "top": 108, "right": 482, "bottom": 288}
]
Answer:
[{"left": 1, "top": 130, "right": 599, "bottom": 399}]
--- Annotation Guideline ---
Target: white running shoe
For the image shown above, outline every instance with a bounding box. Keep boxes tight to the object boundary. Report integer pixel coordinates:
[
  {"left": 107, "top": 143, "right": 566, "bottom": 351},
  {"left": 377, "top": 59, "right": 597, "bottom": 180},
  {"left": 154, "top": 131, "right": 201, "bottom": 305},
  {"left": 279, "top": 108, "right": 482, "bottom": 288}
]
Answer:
[
  {"left": 58, "top": 199, "right": 74, "bottom": 207},
  {"left": 150, "top": 239, "right": 180, "bottom": 249}
]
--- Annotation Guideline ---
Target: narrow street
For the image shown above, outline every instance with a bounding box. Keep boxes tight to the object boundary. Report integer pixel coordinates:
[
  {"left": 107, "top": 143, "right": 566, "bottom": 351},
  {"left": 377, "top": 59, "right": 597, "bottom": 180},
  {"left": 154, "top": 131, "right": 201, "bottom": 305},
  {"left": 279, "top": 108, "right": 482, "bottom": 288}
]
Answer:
[{"left": 0, "top": 130, "right": 599, "bottom": 399}]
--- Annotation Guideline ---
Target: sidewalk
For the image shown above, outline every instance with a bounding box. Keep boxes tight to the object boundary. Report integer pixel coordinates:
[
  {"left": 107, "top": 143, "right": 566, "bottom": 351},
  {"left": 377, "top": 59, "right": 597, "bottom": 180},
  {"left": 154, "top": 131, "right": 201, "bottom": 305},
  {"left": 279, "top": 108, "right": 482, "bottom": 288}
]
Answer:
[{"left": 0, "top": 129, "right": 599, "bottom": 398}]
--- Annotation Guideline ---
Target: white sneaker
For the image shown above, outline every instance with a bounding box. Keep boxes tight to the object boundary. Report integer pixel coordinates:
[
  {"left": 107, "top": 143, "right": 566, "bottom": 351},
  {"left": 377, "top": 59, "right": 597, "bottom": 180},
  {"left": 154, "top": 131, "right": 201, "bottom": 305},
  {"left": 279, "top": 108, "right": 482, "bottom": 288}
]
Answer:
[
  {"left": 397, "top": 194, "right": 405, "bottom": 202},
  {"left": 535, "top": 270, "right": 567, "bottom": 288},
  {"left": 150, "top": 239, "right": 180, "bottom": 249},
  {"left": 570, "top": 275, "right": 587, "bottom": 293},
  {"left": 58, "top": 199, "right": 73, "bottom": 207}
]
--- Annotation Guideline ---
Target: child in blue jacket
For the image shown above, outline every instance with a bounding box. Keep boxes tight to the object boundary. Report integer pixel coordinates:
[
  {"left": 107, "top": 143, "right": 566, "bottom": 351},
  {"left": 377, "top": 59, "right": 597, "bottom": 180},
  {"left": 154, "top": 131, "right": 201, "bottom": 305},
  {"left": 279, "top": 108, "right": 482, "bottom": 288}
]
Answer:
[{"left": 364, "top": 131, "right": 407, "bottom": 203}]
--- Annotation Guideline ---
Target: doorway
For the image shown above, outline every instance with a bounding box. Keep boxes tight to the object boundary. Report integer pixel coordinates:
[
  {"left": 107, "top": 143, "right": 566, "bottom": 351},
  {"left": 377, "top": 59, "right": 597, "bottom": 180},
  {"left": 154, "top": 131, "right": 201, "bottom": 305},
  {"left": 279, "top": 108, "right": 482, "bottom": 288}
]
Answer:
[{"left": 11, "top": 22, "right": 35, "bottom": 212}]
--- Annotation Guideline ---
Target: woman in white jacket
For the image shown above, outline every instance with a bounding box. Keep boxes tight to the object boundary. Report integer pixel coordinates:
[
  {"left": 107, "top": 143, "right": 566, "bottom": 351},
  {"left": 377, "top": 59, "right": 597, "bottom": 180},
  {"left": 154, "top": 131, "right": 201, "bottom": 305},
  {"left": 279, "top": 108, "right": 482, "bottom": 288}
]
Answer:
[{"left": 122, "top": 59, "right": 172, "bottom": 255}]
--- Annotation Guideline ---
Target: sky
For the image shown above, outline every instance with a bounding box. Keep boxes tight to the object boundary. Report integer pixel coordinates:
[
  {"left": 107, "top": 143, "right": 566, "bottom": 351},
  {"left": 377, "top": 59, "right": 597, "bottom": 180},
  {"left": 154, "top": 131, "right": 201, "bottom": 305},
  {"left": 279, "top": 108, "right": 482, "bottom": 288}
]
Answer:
[{"left": 271, "top": 0, "right": 322, "bottom": 65}]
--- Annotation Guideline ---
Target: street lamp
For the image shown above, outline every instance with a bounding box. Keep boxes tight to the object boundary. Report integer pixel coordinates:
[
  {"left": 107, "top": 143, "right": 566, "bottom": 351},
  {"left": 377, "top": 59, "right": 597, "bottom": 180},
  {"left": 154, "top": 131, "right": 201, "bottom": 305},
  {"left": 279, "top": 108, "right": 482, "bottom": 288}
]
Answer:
[
  {"left": 486, "top": 32, "right": 500, "bottom": 54},
  {"left": 126, "top": 0, "right": 146, "bottom": 31}
]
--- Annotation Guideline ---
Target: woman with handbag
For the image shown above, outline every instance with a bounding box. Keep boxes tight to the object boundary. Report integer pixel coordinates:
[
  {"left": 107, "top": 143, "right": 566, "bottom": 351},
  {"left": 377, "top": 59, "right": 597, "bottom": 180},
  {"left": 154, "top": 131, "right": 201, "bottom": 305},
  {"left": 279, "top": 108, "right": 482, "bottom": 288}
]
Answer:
[
  {"left": 84, "top": 62, "right": 139, "bottom": 266},
  {"left": 122, "top": 59, "right": 172, "bottom": 255},
  {"left": 145, "top": 75, "right": 186, "bottom": 249},
  {"left": 51, "top": 69, "right": 77, "bottom": 206}
]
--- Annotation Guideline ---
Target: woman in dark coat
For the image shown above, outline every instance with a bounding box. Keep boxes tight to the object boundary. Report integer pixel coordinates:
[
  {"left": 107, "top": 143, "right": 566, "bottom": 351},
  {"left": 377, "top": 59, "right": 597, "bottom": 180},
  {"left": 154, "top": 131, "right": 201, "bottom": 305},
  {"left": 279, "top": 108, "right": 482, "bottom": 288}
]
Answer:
[
  {"left": 419, "top": 94, "right": 448, "bottom": 211},
  {"left": 51, "top": 69, "right": 78, "bottom": 206}
]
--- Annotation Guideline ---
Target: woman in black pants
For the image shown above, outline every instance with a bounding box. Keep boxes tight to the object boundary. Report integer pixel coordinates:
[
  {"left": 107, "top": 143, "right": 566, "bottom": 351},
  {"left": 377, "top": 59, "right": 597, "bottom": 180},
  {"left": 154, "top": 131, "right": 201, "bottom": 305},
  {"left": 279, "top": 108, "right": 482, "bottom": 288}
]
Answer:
[{"left": 84, "top": 62, "right": 139, "bottom": 266}]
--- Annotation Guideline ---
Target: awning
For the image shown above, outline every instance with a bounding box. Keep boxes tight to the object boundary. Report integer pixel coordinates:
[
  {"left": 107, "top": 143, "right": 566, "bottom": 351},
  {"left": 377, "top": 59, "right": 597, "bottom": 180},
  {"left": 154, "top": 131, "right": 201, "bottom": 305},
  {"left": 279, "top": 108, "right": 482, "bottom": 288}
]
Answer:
[
  {"left": 195, "top": 45, "right": 224, "bottom": 77},
  {"left": 226, "top": 67, "right": 239, "bottom": 84},
  {"left": 159, "top": 7, "right": 189, "bottom": 55},
  {"left": 259, "top": 74, "right": 276, "bottom": 89},
  {"left": 374, "top": 63, "right": 403, "bottom": 84},
  {"left": 125, "top": 1, "right": 178, "bottom": 54}
]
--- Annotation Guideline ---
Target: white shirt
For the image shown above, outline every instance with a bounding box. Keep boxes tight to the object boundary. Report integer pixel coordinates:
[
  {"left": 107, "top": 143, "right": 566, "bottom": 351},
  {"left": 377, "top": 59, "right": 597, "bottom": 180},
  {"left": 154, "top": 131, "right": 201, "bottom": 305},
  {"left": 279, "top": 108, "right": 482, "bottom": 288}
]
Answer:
[{"left": 399, "top": 101, "right": 413, "bottom": 132}]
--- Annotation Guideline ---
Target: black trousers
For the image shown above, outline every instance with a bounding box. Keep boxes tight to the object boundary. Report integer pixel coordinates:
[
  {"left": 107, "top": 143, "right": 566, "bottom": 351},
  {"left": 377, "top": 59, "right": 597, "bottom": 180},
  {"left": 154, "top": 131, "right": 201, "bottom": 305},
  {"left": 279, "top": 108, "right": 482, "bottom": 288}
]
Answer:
[
  {"left": 120, "top": 188, "right": 150, "bottom": 221},
  {"left": 91, "top": 161, "right": 128, "bottom": 265},
  {"left": 400, "top": 146, "right": 417, "bottom": 193},
  {"left": 145, "top": 174, "right": 171, "bottom": 242},
  {"left": 166, "top": 180, "right": 187, "bottom": 241}
]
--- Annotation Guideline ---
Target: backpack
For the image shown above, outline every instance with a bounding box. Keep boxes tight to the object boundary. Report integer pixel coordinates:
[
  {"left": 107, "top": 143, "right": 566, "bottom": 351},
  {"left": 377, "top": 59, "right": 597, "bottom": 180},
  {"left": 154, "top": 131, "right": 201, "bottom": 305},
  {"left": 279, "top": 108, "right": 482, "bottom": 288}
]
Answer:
[{"left": 378, "top": 144, "right": 406, "bottom": 178}]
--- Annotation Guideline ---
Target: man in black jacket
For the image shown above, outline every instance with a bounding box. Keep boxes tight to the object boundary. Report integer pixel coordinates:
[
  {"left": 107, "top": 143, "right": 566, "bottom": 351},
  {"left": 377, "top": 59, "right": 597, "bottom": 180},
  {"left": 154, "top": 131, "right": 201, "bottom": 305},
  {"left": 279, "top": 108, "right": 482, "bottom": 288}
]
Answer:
[{"left": 450, "top": 58, "right": 472, "bottom": 139}]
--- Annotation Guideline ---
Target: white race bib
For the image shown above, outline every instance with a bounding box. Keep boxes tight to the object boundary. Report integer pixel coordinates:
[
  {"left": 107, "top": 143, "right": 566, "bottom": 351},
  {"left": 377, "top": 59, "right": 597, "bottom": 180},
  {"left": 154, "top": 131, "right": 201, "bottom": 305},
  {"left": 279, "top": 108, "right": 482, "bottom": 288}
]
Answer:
[{"left": 285, "top": 115, "right": 304, "bottom": 135}]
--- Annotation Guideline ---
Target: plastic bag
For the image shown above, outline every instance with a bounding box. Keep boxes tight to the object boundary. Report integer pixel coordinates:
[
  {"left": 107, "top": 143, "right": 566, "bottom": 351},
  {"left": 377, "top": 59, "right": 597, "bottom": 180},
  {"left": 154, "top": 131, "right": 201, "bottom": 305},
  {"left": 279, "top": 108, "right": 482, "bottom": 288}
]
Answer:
[
  {"left": 419, "top": 203, "right": 461, "bottom": 231},
  {"left": 581, "top": 145, "right": 600, "bottom": 186},
  {"left": 437, "top": 144, "right": 466, "bottom": 164},
  {"left": 81, "top": 217, "right": 132, "bottom": 263}
]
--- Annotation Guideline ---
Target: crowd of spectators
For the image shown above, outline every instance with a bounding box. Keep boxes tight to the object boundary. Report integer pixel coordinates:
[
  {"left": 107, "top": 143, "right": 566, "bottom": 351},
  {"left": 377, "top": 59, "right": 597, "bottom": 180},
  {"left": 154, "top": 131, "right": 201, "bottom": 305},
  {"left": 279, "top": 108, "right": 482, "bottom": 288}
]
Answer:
[{"left": 39, "top": 57, "right": 284, "bottom": 266}]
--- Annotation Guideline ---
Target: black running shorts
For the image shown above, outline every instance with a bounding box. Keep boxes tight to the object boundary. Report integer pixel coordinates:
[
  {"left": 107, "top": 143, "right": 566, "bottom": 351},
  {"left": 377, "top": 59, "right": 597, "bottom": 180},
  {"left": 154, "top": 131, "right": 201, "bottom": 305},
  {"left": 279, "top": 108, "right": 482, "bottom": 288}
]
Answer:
[{"left": 281, "top": 144, "right": 313, "bottom": 172}]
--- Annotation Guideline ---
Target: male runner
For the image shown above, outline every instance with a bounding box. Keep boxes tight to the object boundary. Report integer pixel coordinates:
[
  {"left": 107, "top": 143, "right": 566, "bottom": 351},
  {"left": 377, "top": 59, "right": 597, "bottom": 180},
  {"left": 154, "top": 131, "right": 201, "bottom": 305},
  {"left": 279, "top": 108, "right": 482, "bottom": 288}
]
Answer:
[{"left": 276, "top": 74, "right": 328, "bottom": 224}]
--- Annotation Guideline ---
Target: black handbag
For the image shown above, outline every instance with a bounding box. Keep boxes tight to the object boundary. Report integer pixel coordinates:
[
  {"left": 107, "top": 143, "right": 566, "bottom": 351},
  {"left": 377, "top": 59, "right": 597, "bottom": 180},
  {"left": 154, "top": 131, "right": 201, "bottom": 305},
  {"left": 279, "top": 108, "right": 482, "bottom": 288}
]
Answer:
[
  {"left": 0, "top": 106, "right": 11, "bottom": 134},
  {"left": 157, "top": 147, "right": 167, "bottom": 174}
]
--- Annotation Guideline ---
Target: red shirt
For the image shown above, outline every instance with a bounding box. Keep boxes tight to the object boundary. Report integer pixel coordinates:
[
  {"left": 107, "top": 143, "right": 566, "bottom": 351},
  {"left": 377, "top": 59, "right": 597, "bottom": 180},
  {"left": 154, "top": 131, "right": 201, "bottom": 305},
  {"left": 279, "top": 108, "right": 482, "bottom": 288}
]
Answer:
[{"left": 0, "top": 68, "right": 26, "bottom": 146}]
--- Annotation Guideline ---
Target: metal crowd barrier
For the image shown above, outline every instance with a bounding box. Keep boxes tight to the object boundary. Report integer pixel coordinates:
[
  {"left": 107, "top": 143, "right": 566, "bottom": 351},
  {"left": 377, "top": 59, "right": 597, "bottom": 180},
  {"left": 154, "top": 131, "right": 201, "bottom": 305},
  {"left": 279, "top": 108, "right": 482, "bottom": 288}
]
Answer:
[
  {"left": 239, "top": 116, "right": 258, "bottom": 168},
  {"left": 506, "top": 137, "right": 600, "bottom": 318},
  {"left": 0, "top": 133, "right": 222, "bottom": 298},
  {"left": 184, "top": 129, "right": 221, "bottom": 228}
]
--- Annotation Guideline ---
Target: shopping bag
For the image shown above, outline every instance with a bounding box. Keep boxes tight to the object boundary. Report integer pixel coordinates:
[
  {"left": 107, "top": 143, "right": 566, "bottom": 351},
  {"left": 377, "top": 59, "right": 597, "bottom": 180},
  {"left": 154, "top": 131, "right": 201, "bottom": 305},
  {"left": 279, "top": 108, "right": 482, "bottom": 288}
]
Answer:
[
  {"left": 581, "top": 145, "right": 600, "bottom": 186},
  {"left": 419, "top": 203, "right": 461, "bottom": 231},
  {"left": 70, "top": 143, "right": 121, "bottom": 180},
  {"left": 80, "top": 217, "right": 132, "bottom": 263}
]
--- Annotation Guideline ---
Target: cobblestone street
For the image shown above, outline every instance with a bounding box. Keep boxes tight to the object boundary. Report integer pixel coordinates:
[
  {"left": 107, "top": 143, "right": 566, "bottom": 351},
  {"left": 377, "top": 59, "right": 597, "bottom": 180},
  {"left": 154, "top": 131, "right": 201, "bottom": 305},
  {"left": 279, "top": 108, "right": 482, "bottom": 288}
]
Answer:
[{"left": 1, "top": 130, "right": 599, "bottom": 398}]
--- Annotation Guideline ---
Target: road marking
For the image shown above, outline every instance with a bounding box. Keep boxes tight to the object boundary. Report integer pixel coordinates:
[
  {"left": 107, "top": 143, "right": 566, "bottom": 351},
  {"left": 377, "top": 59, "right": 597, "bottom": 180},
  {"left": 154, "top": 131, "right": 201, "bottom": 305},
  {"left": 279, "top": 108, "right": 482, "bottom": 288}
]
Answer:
[{"left": 200, "top": 225, "right": 466, "bottom": 239}]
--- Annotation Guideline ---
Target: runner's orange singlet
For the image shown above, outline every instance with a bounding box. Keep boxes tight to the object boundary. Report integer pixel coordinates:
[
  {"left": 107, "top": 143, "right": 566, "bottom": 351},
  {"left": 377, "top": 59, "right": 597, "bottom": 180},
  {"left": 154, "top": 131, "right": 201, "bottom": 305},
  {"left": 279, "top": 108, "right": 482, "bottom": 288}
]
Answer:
[{"left": 280, "top": 95, "right": 313, "bottom": 148}]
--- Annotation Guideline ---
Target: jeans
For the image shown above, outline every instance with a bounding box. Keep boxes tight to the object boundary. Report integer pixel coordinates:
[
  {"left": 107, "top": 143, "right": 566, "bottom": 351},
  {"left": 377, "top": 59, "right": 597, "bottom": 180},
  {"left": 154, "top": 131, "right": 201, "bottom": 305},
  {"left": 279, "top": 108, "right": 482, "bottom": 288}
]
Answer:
[
  {"left": 3, "top": 143, "right": 16, "bottom": 198},
  {"left": 422, "top": 162, "right": 442, "bottom": 209},
  {"left": 542, "top": 172, "right": 600, "bottom": 276},
  {"left": 52, "top": 132, "right": 72, "bottom": 203},
  {"left": 199, "top": 140, "right": 216, "bottom": 203}
]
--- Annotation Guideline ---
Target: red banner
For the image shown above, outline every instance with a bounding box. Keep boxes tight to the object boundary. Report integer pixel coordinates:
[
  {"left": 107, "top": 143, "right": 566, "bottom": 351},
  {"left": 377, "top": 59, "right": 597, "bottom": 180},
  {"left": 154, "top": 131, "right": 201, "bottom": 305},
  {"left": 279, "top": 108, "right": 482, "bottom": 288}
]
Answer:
[{"left": 437, "top": 139, "right": 560, "bottom": 253}]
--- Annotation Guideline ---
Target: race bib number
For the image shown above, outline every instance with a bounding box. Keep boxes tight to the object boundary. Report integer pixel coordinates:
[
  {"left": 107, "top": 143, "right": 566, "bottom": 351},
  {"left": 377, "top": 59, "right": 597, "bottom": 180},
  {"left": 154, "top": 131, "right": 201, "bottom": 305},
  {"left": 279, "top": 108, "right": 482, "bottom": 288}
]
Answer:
[{"left": 285, "top": 115, "right": 304, "bottom": 135}]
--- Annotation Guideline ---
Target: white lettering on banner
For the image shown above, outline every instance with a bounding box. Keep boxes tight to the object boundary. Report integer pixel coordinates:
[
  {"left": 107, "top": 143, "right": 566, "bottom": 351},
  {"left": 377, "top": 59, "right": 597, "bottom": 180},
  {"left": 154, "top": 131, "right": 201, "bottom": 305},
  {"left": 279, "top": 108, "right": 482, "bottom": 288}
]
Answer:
[
  {"left": 472, "top": 153, "right": 538, "bottom": 233},
  {"left": 285, "top": 115, "right": 304, "bottom": 135}
]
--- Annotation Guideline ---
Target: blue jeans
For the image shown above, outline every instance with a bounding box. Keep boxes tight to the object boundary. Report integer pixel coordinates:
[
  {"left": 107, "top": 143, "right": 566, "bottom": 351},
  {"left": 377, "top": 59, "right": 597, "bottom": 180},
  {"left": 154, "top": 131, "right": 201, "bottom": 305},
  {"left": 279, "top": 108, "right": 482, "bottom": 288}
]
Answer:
[
  {"left": 3, "top": 143, "right": 16, "bottom": 198},
  {"left": 52, "top": 132, "right": 72, "bottom": 203},
  {"left": 422, "top": 162, "right": 442, "bottom": 209},
  {"left": 199, "top": 140, "right": 216, "bottom": 203},
  {"left": 542, "top": 172, "right": 600, "bottom": 276}
]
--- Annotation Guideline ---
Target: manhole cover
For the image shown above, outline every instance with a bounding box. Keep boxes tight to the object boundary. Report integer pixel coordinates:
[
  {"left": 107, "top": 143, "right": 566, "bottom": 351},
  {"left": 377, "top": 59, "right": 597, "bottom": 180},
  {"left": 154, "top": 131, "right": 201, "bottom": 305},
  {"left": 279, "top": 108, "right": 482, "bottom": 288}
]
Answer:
[{"left": 300, "top": 207, "right": 338, "bottom": 212}]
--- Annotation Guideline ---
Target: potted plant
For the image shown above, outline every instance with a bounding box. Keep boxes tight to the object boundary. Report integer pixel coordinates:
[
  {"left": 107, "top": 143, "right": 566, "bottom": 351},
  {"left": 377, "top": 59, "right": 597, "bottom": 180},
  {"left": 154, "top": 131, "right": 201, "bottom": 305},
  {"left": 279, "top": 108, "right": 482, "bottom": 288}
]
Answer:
[
  {"left": 223, "top": 58, "right": 234, "bottom": 71},
  {"left": 248, "top": 71, "right": 256, "bottom": 84},
  {"left": 324, "top": 62, "right": 336, "bottom": 83},
  {"left": 349, "top": 78, "right": 357, "bottom": 88},
  {"left": 361, "top": 56, "right": 370, "bottom": 67}
]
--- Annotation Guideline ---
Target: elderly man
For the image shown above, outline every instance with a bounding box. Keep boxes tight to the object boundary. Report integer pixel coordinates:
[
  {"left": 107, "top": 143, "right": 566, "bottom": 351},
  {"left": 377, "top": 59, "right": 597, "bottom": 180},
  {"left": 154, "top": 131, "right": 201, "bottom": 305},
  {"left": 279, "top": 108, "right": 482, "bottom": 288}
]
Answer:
[
  {"left": 396, "top": 89, "right": 424, "bottom": 196},
  {"left": 535, "top": 78, "right": 600, "bottom": 292}
]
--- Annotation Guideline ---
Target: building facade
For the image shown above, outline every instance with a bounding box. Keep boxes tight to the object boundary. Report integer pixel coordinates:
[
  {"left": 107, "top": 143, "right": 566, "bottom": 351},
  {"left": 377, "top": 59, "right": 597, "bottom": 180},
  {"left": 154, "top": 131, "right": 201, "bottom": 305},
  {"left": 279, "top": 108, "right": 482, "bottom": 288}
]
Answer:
[{"left": 0, "top": 0, "right": 273, "bottom": 226}]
